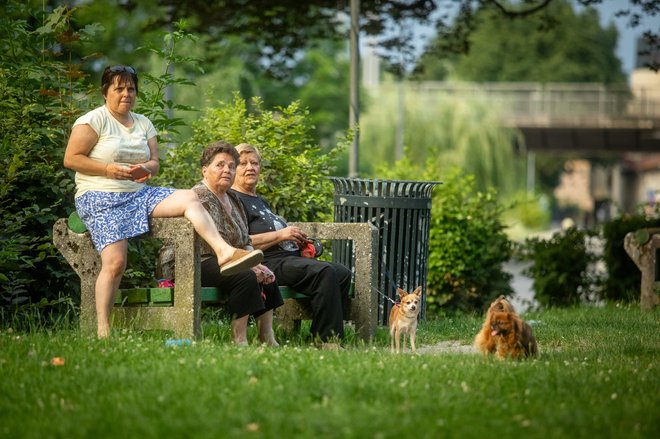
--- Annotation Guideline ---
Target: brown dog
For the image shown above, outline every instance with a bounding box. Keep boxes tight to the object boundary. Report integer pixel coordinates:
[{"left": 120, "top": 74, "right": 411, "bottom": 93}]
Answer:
[
  {"left": 389, "top": 286, "right": 422, "bottom": 353},
  {"left": 474, "top": 295, "right": 516, "bottom": 355},
  {"left": 489, "top": 310, "right": 538, "bottom": 360}
]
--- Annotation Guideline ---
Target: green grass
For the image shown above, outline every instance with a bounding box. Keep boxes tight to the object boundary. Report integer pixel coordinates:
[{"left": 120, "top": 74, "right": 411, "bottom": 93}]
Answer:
[{"left": 1, "top": 305, "right": 658, "bottom": 438}]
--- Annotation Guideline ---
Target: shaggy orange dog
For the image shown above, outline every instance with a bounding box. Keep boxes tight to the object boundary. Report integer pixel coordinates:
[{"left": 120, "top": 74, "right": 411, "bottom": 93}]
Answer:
[
  {"left": 474, "top": 295, "right": 516, "bottom": 355},
  {"left": 489, "top": 310, "right": 538, "bottom": 359}
]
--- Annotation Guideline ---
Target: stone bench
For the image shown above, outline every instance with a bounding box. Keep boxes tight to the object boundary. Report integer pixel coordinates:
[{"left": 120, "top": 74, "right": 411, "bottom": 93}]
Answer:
[
  {"left": 623, "top": 227, "right": 660, "bottom": 310},
  {"left": 52, "top": 217, "right": 378, "bottom": 340}
]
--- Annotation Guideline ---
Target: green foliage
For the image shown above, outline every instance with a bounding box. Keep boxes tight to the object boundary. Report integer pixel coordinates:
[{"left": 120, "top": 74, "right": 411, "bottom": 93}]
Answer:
[
  {"left": 426, "top": 169, "right": 514, "bottom": 314},
  {"left": 133, "top": 21, "right": 202, "bottom": 143},
  {"left": 601, "top": 213, "right": 660, "bottom": 302},
  {"left": 520, "top": 227, "right": 601, "bottom": 308},
  {"left": 376, "top": 159, "right": 514, "bottom": 314},
  {"left": 422, "top": 0, "right": 626, "bottom": 83},
  {"left": 0, "top": 2, "right": 100, "bottom": 308},
  {"left": 160, "top": 93, "right": 351, "bottom": 222},
  {"left": 507, "top": 192, "right": 551, "bottom": 230},
  {"left": 237, "top": 39, "right": 351, "bottom": 149},
  {"left": 361, "top": 83, "right": 526, "bottom": 198}
]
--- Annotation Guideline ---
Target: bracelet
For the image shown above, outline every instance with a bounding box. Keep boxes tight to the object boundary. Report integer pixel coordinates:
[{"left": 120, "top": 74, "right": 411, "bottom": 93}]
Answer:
[{"left": 104, "top": 164, "right": 109, "bottom": 176}]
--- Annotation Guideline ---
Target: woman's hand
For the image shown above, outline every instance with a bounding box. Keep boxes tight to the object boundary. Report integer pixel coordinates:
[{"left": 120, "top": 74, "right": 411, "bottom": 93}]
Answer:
[
  {"left": 252, "top": 264, "right": 275, "bottom": 284},
  {"left": 128, "top": 164, "right": 151, "bottom": 182},
  {"left": 104, "top": 163, "right": 134, "bottom": 180},
  {"left": 277, "top": 226, "right": 308, "bottom": 246},
  {"left": 103, "top": 163, "right": 152, "bottom": 182}
]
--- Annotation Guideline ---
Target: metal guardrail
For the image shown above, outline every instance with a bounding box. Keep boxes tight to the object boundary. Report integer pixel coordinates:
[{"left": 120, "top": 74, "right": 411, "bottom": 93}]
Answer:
[{"left": 375, "top": 82, "right": 660, "bottom": 122}]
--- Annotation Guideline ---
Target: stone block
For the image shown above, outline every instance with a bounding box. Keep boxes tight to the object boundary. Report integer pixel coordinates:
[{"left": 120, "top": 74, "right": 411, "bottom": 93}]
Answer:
[{"left": 623, "top": 227, "right": 660, "bottom": 310}]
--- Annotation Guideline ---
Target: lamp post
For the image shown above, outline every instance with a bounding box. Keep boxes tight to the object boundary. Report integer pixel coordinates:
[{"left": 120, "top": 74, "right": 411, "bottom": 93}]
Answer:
[{"left": 349, "top": 0, "right": 360, "bottom": 177}]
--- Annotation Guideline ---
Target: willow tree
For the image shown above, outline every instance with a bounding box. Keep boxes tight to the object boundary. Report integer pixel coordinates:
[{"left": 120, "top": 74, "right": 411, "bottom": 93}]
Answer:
[{"left": 360, "top": 81, "right": 525, "bottom": 198}]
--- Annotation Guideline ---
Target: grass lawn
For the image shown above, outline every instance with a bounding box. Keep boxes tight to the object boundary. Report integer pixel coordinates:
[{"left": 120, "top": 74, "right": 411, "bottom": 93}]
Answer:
[{"left": 1, "top": 304, "right": 658, "bottom": 438}]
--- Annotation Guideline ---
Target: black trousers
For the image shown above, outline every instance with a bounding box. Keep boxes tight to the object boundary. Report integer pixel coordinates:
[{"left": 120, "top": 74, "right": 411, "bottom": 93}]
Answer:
[
  {"left": 263, "top": 255, "right": 352, "bottom": 341},
  {"left": 201, "top": 256, "right": 283, "bottom": 319}
]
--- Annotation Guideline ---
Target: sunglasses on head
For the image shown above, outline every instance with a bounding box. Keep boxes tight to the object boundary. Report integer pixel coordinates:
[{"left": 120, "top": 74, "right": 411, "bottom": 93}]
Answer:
[{"left": 108, "top": 65, "right": 136, "bottom": 74}]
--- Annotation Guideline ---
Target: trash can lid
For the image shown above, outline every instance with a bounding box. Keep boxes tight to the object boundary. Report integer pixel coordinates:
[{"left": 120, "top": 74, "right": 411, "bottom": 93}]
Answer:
[{"left": 329, "top": 177, "right": 441, "bottom": 198}]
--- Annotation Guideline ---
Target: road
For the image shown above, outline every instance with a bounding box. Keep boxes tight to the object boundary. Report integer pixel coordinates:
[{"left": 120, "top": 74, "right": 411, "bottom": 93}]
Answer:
[{"left": 503, "top": 259, "right": 537, "bottom": 313}]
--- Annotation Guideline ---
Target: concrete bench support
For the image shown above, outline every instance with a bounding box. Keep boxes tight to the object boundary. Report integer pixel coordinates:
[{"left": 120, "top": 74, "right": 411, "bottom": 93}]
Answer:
[
  {"left": 623, "top": 228, "right": 660, "bottom": 310},
  {"left": 285, "top": 222, "right": 378, "bottom": 340},
  {"left": 53, "top": 217, "right": 378, "bottom": 340}
]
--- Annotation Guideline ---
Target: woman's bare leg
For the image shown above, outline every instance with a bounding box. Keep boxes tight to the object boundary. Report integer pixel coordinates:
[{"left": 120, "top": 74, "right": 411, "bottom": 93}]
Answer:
[
  {"left": 231, "top": 315, "right": 249, "bottom": 346},
  {"left": 256, "top": 310, "right": 279, "bottom": 347},
  {"left": 151, "top": 189, "right": 236, "bottom": 264},
  {"left": 96, "top": 240, "right": 128, "bottom": 338}
]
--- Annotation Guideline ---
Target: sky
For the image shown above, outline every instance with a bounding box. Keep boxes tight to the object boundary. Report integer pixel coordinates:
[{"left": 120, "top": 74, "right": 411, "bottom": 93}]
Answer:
[{"left": 591, "top": 0, "right": 655, "bottom": 76}]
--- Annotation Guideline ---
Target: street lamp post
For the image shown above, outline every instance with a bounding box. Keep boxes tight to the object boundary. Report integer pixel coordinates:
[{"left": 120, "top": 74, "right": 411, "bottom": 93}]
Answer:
[{"left": 349, "top": 0, "right": 360, "bottom": 177}]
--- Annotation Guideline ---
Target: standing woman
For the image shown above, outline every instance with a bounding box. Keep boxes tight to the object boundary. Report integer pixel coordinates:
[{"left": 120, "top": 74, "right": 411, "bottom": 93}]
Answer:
[{"left": 63, "top": 65, "right": 262, "bottom": 338}]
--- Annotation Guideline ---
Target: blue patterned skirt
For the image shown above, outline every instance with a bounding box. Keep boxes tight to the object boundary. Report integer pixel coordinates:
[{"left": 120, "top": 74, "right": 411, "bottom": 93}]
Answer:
[{"left": 75, "top": 186, "right": 176, "bottom": 252}]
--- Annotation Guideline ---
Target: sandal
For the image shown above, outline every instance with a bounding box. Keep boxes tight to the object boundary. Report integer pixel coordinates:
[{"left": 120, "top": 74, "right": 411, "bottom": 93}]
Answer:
[{"left": 220, "top": 249, "right": 264, "bottom": 276}]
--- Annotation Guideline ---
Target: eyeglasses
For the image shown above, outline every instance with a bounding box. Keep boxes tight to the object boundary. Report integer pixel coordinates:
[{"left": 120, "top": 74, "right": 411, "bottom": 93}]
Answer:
[{"left": 108, "top": 65, "right": 136, "bottom": 74}]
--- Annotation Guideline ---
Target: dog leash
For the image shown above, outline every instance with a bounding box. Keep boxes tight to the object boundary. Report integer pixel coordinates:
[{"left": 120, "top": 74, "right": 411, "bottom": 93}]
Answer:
[
  {"left": 360, "top": 220, "right": 424, "bottom": 307},
  {"left": 373, "top": 286, "right": 399, "bottom": 306}
]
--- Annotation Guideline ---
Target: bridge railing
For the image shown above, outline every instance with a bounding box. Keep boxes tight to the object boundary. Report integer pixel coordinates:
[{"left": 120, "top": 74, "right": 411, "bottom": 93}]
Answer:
[{"left": 374, "top": 82, "right": 660, "bottom": 121}]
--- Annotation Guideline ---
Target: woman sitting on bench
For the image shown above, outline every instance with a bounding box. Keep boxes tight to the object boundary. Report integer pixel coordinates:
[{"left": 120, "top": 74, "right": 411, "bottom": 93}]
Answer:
[
  {"left": 63, "top": 66, "right": 262, "bottom": 338},
  {"left": 160, "top": 141, "right": 282, "bottom": 346},
  {"left": 231, "top": 143, "right": 352, "bottom": 348}
]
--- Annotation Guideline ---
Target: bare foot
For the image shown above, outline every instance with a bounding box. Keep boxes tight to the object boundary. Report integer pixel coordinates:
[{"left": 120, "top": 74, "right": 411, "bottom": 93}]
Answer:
[{"left": 259, "top": 332, "right": 280, "bottom": 347}]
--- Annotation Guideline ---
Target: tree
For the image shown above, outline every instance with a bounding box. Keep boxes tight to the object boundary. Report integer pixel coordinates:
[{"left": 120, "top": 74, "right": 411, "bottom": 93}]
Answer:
[
  {"left": 0, "top": 3, "right": 99, "bottom": 309},
  {"left": 233, "top": 40, "right": 351, "bottom": 149},
  {"left": 360, "top": 83, "right": 525, "bottom": 196},
  {"left": 415, "top": 0, "right": 626, "bottom": 82},
  {"left": 158, "top": 0, "right": 436, "bottom": 79},
  {"left": 419, "top": 0, "right": 658, "bottom": 75},
  {"left": 157, "top": 93, "right": 351, "bottom": 222}
]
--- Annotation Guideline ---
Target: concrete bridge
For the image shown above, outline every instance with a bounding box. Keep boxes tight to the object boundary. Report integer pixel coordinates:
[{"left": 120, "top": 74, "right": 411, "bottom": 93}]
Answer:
[{"left": 408, "top": 81, "right": 660, "bottom": 153}]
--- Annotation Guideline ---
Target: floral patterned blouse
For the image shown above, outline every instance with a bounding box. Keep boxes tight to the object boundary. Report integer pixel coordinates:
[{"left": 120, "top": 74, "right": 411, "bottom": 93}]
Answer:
[
  {"left": 157, "top": 181, "right": 252, "bottom": 279},
  {"left": 191, "top": 181, "right": 252, "bottom": 259}
]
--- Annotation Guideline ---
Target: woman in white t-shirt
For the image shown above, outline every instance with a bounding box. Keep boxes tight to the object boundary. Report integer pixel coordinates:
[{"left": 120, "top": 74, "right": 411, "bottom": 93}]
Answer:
[{"left": 63, "top": 65, "right": 263, "bottom": 338}]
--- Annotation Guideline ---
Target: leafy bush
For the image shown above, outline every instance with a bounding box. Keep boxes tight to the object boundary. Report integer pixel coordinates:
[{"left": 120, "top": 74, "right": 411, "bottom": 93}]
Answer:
[
  {"left": 520, "top": 227, "right": 600, "bottom": 308},
  {"left": 375, "top": 158, "right": 514, "bottom": 315},
  {"left": 159, "top": 93, "right": 351, "bottom": 222},
  {"left": 601, "top": 213, "right": 660, "bottom": 302},
  {"left": 133, "top": 22, "right": 202, "bottom": 143},
  {"left": 0, "top": 4, "right": 98, "bottom": 309},
  {"left": 508, "top": 191, "right": 551, "bottom": 230},
  {"left": 426, "top": 169, "right": 514, "bottom": 314}
]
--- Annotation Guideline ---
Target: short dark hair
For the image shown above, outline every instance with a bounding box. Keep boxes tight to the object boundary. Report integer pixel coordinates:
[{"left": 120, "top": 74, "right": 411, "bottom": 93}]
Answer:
[
  {"left": 200, "top": 140, "right": 240, "bottom": 167},
  {"left": 101, "top": 65, "right": 138, "bottom": 96}
]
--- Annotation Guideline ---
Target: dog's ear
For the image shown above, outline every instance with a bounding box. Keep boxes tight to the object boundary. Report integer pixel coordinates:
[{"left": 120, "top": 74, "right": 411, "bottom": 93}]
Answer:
[
  {"left": 412, "top": 286, "right": 422, "bottom": 297},
  {"left": 511, "top": 313, "right": 523, "bottom": 335},
  {"left": 396, "top": 288, "right": 408, "bottom": 298}
]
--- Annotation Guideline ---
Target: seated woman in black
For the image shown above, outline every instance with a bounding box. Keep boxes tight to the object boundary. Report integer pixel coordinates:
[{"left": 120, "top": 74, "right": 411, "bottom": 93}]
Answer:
[{"left": 231, "top": 143, "right": 352, "bottom": 347}]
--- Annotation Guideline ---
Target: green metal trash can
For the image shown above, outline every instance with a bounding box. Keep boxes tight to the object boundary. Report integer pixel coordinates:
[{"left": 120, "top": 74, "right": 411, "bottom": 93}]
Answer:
[{"left": 329, "top": 178, "right": 441, "bottom": 324}]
